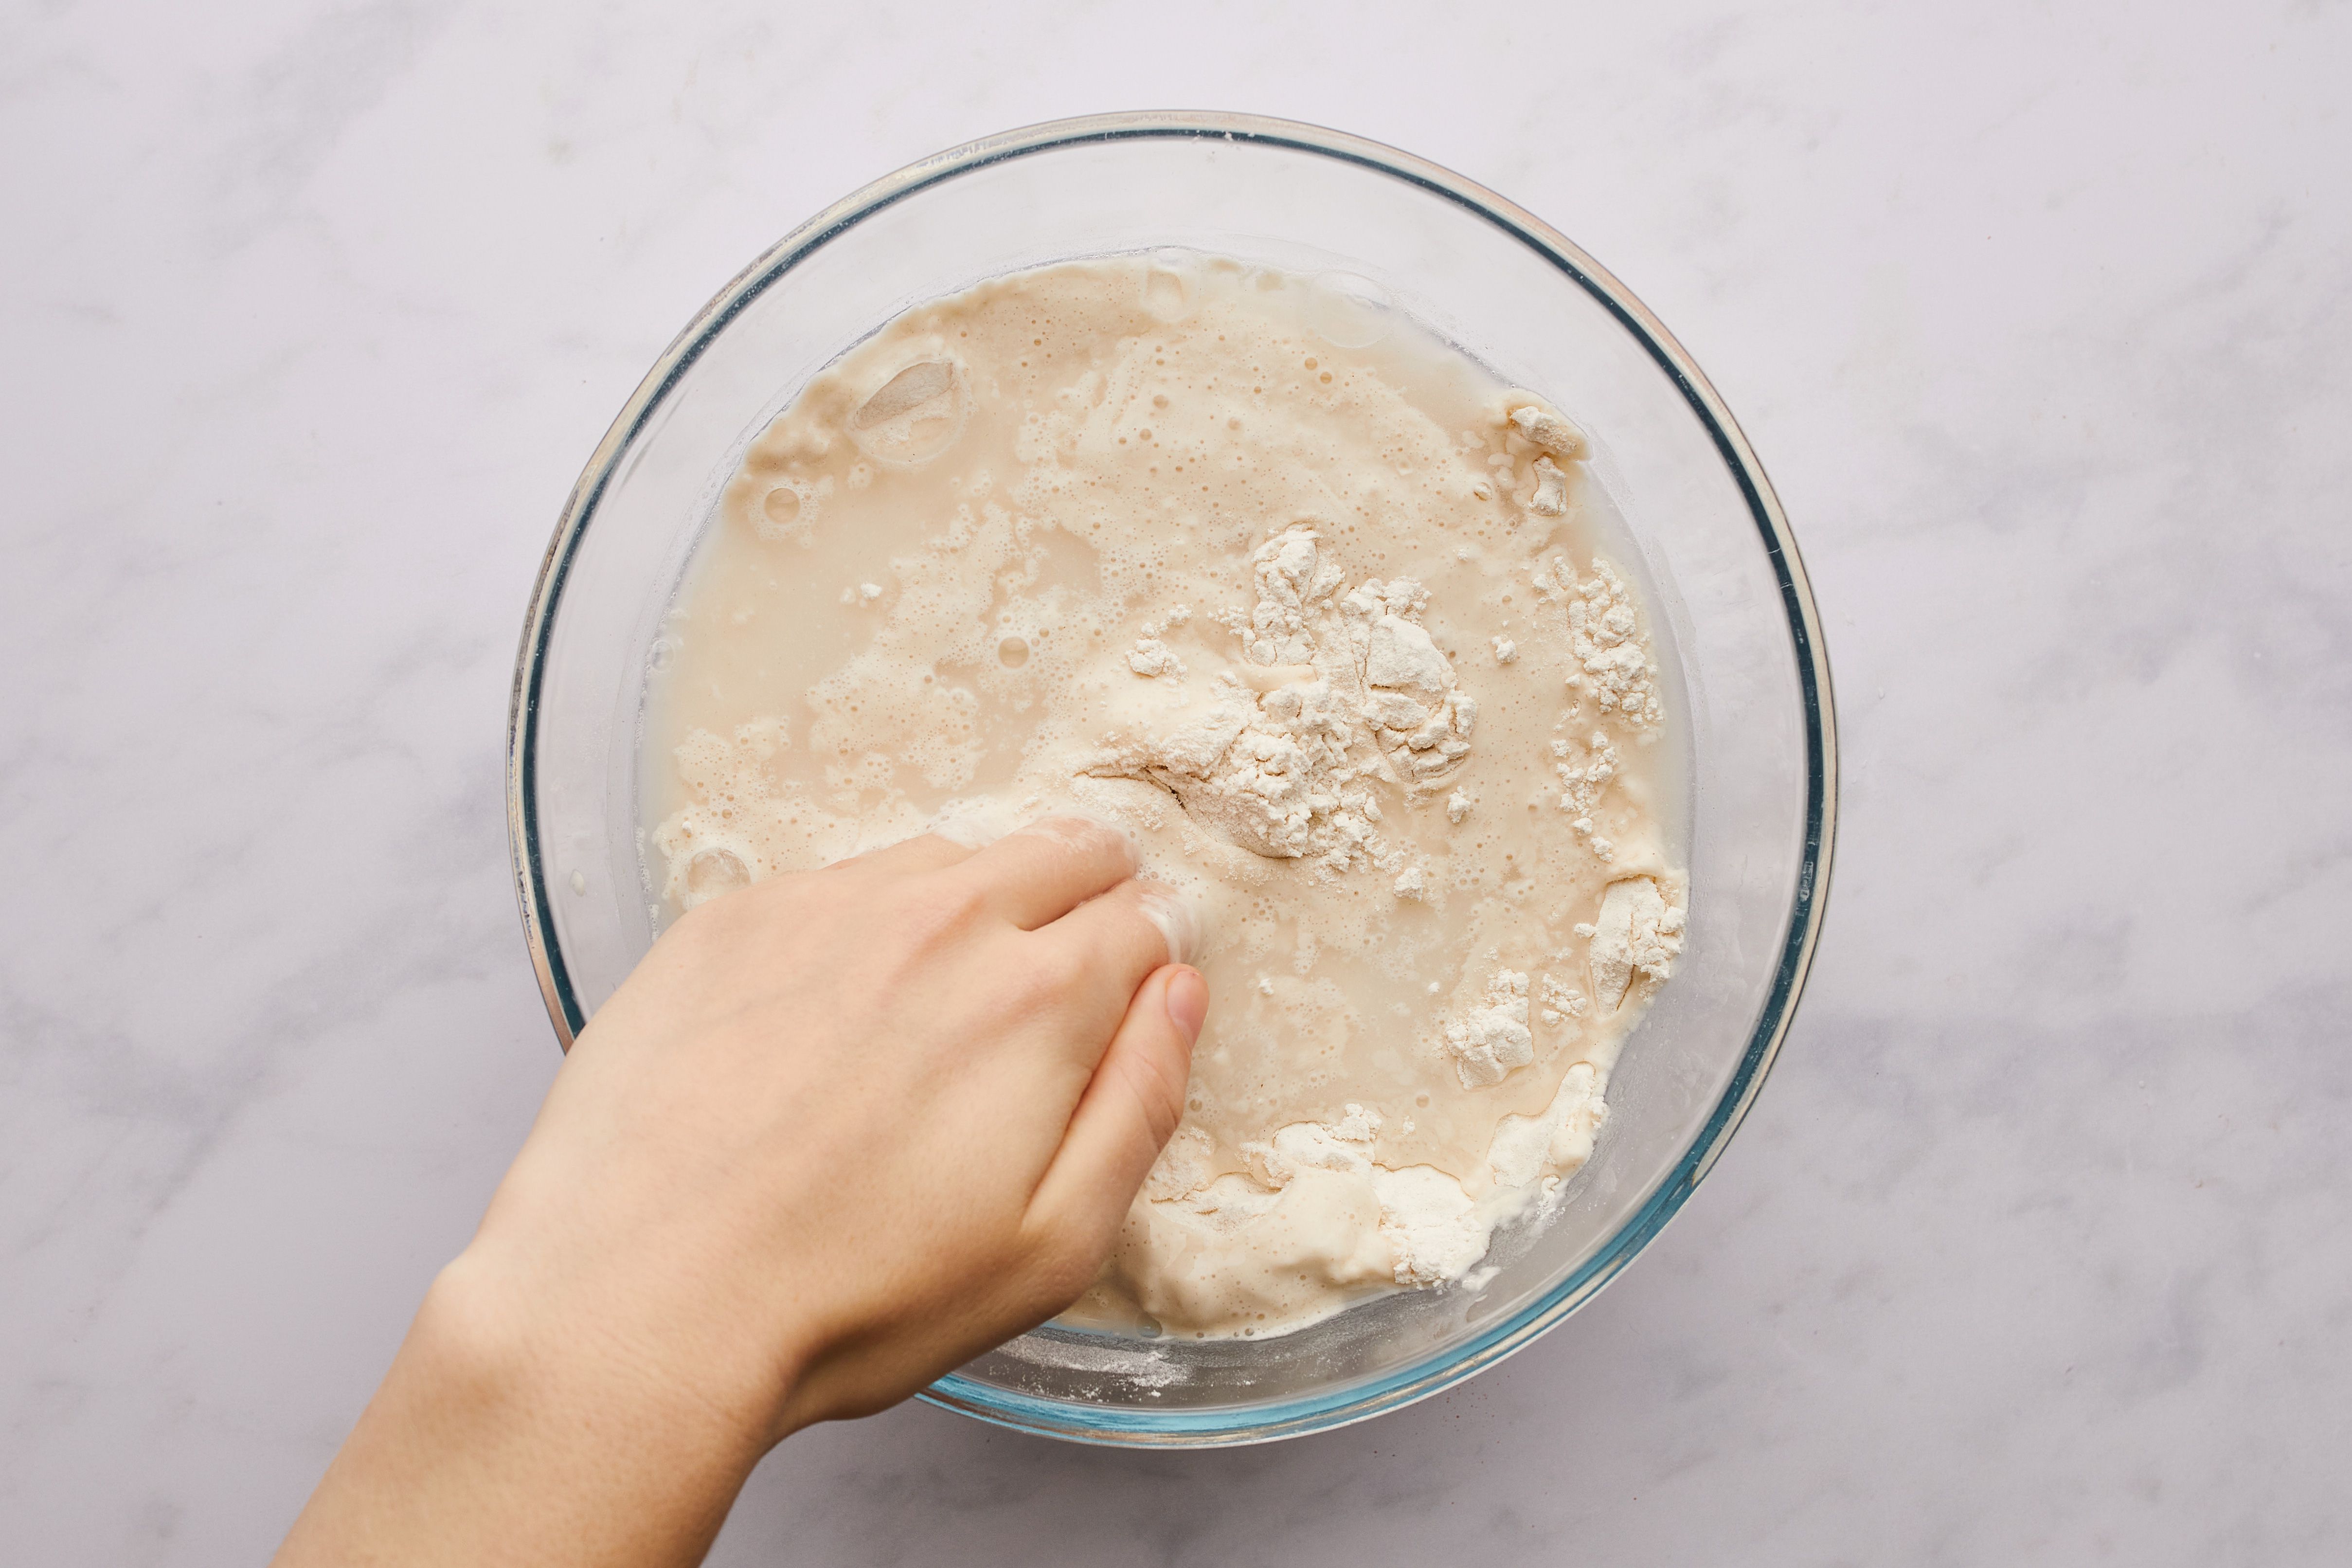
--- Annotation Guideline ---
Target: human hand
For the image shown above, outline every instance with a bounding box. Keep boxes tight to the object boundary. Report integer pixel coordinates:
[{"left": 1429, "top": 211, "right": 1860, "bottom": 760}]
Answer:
[
  {"left": 274, "top": 819, "right": 1204, "bottom": 1567},
  {"left": 484, "top": 817, "right": 1204, "bottom": 1431}
]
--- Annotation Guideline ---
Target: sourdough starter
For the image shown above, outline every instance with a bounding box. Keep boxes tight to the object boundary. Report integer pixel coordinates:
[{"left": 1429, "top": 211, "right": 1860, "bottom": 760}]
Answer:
[{"left": 639, "top": 255, "right": 1688, "bottom": 1338}]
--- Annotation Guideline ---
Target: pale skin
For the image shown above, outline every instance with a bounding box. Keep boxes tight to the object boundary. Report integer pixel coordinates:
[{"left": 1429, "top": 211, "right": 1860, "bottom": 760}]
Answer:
[{"left": 272, "top": 820, "right": 1205, "bottom": 1567}]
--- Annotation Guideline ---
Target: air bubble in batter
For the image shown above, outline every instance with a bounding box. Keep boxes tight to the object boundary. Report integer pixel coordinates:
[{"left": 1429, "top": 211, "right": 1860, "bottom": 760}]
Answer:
[
  {"left": 848, "top": 359, "right": 968, "bottom": 469},
  {"left": 684, "top": 847, "right": 750, "bottom": 907}
]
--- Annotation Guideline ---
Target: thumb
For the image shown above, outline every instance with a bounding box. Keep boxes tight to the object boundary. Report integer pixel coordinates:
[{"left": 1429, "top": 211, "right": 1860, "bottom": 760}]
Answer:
[{"left": 1027, "top": 965, "right": 1206, "bottom": 1255}]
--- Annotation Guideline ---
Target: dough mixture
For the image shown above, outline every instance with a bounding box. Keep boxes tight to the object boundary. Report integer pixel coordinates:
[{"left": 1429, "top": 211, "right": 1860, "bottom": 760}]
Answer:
[{"left": 640, "top": 255, "right": 1688, "bottom": 1338}]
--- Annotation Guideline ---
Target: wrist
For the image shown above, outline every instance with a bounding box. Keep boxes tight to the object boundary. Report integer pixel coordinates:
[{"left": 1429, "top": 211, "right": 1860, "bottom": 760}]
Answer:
[
  {"left": 274, "top": 1250, "right": 784, "bottom": 1568},
  {"left": 416, "top": 1244, "right": 786, "bottom": 1474}
]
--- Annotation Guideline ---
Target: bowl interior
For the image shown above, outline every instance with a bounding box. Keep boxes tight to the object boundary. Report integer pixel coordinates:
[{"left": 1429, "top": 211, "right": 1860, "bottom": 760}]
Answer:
[{"left": 510, "top": 115, "right": 1832, "bottom": 1446}]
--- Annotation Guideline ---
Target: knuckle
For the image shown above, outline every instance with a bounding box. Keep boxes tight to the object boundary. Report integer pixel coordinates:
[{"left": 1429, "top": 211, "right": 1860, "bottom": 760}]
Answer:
[
  {"left": 896, "top": 876, "right": 991, "bottom": 951},
  {"left": 1020, "top": 1238, "right": 1100, "bottom": 1314},
  {"left": 1125, "top": 1048, "right": 1188, "bottom": 1149},
  {"left": 937, "top": 875, "right": 997, "bottom": 932},
  {"left": 1018, "top": 943, "right": 1090, "bottom": 1008}
]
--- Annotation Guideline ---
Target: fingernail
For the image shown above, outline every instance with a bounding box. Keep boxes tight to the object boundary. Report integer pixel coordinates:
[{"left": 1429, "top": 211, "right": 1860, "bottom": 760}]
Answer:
[
  {"left": 1164, "top": 967, "right": 1209, "bottom": 1046},
  {"left": 1135, "top": 883, "right": 1195, "bottom": 965}
]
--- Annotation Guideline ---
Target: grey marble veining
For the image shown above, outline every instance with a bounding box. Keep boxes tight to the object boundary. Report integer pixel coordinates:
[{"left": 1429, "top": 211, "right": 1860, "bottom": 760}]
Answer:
[{"left": 3, "top": 2, "right": 2346, "bottom": 1562}]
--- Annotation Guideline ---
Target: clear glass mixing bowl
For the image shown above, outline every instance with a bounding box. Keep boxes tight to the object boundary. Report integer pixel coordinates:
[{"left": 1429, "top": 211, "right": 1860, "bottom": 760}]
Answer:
[{"left": 506, "top": 112, "right": 1836, "bottom": 1447}]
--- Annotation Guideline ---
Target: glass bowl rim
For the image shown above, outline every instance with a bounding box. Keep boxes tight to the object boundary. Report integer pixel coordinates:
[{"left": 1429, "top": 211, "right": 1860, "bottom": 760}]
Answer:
[{"left": 505, "top": 109, "right": 1839, "bottom": 1449}]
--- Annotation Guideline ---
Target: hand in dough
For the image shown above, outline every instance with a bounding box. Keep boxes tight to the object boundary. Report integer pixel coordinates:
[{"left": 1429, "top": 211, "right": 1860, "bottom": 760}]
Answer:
[{"left": 274, "top": 819, "right": 1204, "bottom": 1568}]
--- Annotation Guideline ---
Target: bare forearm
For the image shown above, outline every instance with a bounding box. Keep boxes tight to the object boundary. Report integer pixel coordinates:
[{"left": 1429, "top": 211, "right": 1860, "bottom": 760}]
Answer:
[
  {"left": 272, "top": 1256, "right": 771, "bottom": 1568},
  {"left": 273, "top": 823, "right": 1201, "bottom": 1563}
]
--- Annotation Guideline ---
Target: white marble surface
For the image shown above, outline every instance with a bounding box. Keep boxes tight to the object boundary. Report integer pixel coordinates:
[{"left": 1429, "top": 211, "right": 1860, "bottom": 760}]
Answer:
[{"left": 5, "top": 1, "right": 2348, "bottom": 1560}]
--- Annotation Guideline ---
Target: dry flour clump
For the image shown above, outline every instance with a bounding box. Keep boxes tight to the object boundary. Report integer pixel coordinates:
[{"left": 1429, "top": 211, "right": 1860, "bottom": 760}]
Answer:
[
  {"left": 1539, "top": 973, "right": 1589, "bottom": 1028},
  {"left": 1565, "top": 559, "right": 1662, "bottom": 726},
  {"left": 1444, "top": 968, "right": 1534, "bottom": 1088},
  {"left": 1127, "top": 637, "right": 1184, "bottom": 678},
  {"left": 1586, "top": 877, "right": 1687, "bottom": 1010},
  {"left": 1087, "top": 527, "right": 1478, "bottom": 874}
]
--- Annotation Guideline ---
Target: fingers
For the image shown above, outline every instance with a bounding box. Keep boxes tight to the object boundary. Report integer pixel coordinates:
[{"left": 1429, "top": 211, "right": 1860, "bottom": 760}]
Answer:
[
  {"left": 1031, "top": 880, "right": 1192, "bottom": 1035},
  {"left": 1026, "top": 965, "right": 1207, "bottom": 1258},
  {"left": 947, "top": 816, "right": 1138, "bottom": 929},
  {"left": 844, "top": 831, "right": 976, "bottom": 876}
]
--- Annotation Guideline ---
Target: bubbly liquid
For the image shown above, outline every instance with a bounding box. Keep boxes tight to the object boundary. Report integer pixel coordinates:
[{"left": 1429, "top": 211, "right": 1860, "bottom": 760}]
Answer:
[{"left": 639, "top": 255, "right": 1688, "bottom": 1337}]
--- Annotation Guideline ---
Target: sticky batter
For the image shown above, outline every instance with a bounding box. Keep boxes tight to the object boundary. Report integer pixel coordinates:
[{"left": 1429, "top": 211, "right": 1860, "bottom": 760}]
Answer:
[{"left": 639, "top": 255, "right": 1687, "bottom": 1338}]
